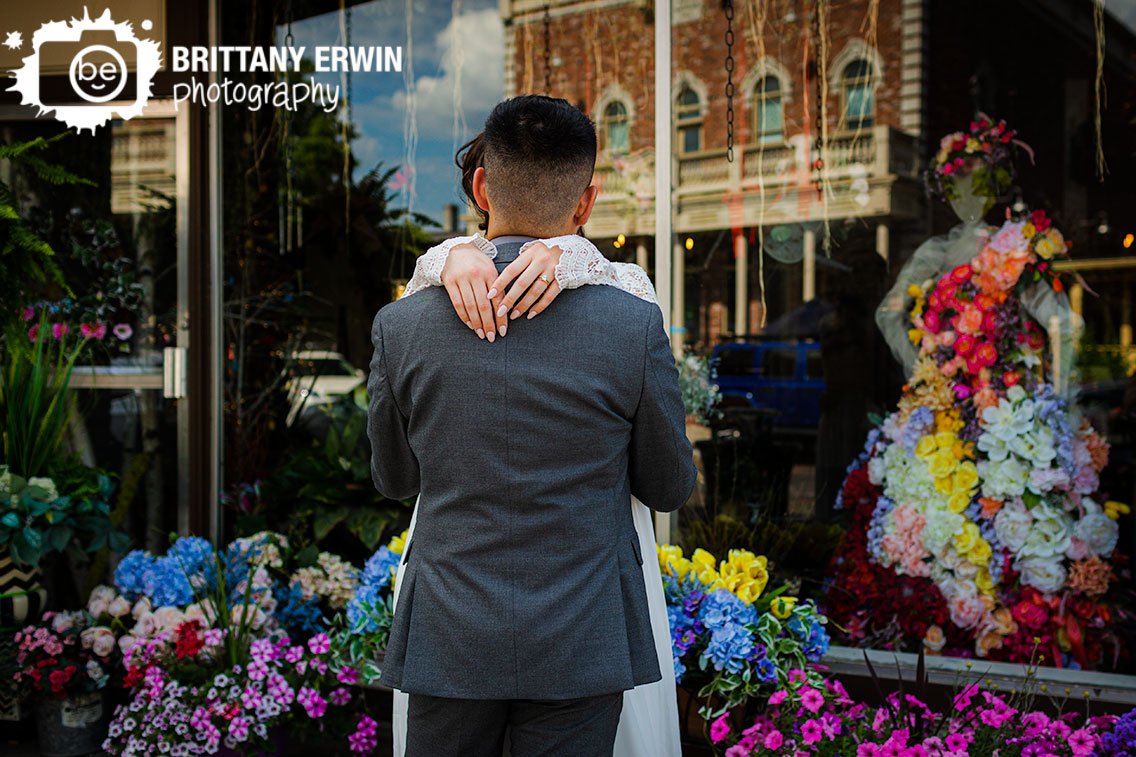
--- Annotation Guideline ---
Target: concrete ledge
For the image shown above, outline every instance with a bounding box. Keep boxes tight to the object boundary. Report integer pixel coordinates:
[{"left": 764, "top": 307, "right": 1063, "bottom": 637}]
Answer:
[{"left": 823, "top": 645, "right": 1136, "bottom": 706}]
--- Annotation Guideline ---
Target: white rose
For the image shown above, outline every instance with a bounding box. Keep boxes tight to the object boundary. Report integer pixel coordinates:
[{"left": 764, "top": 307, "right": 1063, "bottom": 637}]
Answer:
[
  {"left": 153, "top": 606, "right": 185, "bottom": 632},
  {"left": 1074, "top": 512, "right": 1119, "bottom": 557},
  {"left": 185, "top": 602, "right": 215, "bottom": 628},
  {"left": 133, "top": 612, "right": 157, "bottom": 638},
  {"left": 1019, "top": 503, "right": 1073, "bottom": 559},
  {"left": 118, "top": 634, "right": 137, "bottom": 656},
  {"left": 87, "top": 598, "right": 109, "bottom": 618},
  {"left": 107, "top": 596, "right": 132, "bottom": 618},
  {"left": 132, "top": 597, "right": 152, "bottom": 620},
  {"left": 81, "top": 627, "right": 116, "bottom": 658},
  {"left": 89, "top": 585, "right": 116, "bottom": 604},
  {"left": 51, "top": 612, "right": 75, "bottom": 633},
  {"left": 27, "top": 476, "right": 59, "bottom": 501},
  {"left": 1015, "top": 556, "right": 1067, "bottom": 595},
  {"left": 994, "top": 501, "right": 1032, "bottom": 553},
  {"left": 923, "top": 510, "right": 965, "bottom": 555},
  {"left": 868, "top": 456, "right": 886, "bottom": 486}
]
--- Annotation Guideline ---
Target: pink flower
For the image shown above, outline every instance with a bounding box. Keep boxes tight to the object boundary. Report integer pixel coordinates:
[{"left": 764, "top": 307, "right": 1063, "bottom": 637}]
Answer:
[
  {"left": 308, "top": 633, "right": 330, "bottom": 655},
  {"left": 80, "top": 322, "right": 107, "bottom": 340},
  {"left": 330, "top": 687, "right": 352, "bottom": 706},
  {"left": 768, "top": 689, "right": 789, "bottom": 706},
  {"left": 858, "top": 745, "right": 881, "bottom": 757},
  {"left": 1068, "top": 728, "right": 1096, "bottom": 756},
  {"left": 337, "top": 666, "right": 359, "bottom": 685},
  {"left": 710, "top": 715, "right": 731, "bottom": 743},
  {"left": 801, "top": 718, "right": 823, "bottom": 744},
  {"left": 945, "top": 733, "right": 970, "bottom": 751},
  {"left": 51, "top": 323, "right": 69, "bottom": 340},
  {"left": 21, "top": 306, "right": 35, "bottom": 321},
  {"left": 27, "top": 324, "right": 39, "bottom": 343},
  {"left": 800, "top": 686, "right": 825, "bottom": 713},
  {"left": 764, "top": 730, "right": 784, "bottom": 750},
  {"left": 113, "top": 323, "right": 133, "bottom": 341}
]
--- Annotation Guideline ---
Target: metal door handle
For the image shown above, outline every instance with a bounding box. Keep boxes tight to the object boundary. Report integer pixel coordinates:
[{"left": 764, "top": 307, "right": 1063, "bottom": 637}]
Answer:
[{"left": 163, "top": 347, "right": 187, "bottom": 399}]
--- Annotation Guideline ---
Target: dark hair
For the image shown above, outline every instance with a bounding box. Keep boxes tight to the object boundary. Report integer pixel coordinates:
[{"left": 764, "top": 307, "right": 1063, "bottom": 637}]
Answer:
[
  {"left": 480, "top": 95, "right": 597, "bottom": 231},
  {"left": 456, "top": 133, "right": 489, "bottom": 231}
]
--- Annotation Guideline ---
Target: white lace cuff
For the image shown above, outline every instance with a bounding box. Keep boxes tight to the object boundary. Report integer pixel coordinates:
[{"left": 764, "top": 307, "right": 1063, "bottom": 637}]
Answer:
[
  {"left": 402, "top": 234, "right": 496, "bottom": 297},
  {"left": 530, "top": 235, "right": 657, "bottom": 304}
]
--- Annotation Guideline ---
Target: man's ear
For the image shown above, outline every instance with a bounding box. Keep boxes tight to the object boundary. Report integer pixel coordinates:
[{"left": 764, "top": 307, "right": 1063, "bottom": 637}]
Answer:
[
  {"left": 572, "top": 184, "right": 599, "bottom": 228},
  {"left": 472, "top": 166, "right": 491, "bottom": 212}
]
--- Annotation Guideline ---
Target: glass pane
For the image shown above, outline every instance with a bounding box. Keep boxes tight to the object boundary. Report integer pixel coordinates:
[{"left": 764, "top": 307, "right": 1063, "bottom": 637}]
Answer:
[
  {"left": 845, "top": 85, "right": 873, "bottom": 126},
  {"left": 681, "top": 125, "right": 700, "bottom": 153},
  {"left": 758, "top": 99, "right": 783, "bottom": 142},
  {"left": 608, "top": 121, "right": 630, "bottom": 154}
]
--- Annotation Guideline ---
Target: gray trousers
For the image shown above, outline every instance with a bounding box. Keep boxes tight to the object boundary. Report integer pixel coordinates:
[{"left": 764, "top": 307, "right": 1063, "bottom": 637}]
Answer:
[{"left": 405, "top": 693, "right": 624, "bottom": 757}]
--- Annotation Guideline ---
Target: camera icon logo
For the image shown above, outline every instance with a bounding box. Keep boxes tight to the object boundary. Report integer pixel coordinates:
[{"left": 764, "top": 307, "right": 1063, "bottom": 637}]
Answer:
[{"left": 7, "top": 8, "right": 161, "bottom": 133}]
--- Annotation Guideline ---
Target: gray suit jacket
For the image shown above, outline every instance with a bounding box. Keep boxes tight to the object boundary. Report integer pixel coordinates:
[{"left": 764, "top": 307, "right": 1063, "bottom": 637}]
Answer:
[{"left": 367, "top": 240, "right": 696, "bottom": 700}]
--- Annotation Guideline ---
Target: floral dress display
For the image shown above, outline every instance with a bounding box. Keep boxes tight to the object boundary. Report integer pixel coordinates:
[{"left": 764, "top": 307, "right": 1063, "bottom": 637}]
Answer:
[{"left": 825, "top": 211, "right": 1129, "bottom": 668}]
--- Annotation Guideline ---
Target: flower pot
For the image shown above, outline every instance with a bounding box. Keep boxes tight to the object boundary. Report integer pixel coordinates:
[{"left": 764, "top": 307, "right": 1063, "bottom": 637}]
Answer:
[
  {"left": 35, "top": 691, "right": 107, "bottom": 757},
  {"left": 0, "top": 550, "right": 48, "bottom": 627}
]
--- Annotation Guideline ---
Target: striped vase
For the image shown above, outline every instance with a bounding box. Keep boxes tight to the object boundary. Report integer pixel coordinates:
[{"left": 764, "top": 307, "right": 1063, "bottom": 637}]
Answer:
[{"left": 0, "top": 550, "right": 47, "bottom": 628}]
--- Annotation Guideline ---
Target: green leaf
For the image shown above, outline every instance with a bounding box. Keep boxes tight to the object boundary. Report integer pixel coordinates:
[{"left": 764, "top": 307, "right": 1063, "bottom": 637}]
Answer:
[
  {"left": 21, "top": 526, "right": 42, "bottom": 548},
  {"left": 0, "top": 512, "right": 18, "bottom": 528},
  {"left": 49, "top": 525, "right": 72, "bottom": 552},
  {"left": 348, "top": 508, "right": 390, "bottom": 550},
  {"left": 312, "top": 506, "right": 350, "bottom": 541}
]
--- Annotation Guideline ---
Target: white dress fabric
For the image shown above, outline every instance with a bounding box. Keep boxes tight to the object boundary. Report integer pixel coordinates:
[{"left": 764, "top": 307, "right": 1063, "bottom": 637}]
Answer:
[{"left": 390, "top": 235, "right": 679, "bottom": 757}]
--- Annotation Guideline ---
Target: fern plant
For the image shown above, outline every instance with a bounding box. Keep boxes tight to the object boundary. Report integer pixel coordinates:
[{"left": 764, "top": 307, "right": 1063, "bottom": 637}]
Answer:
[{"left": 0, "top": 132, "right": 93, "bottom": 330}]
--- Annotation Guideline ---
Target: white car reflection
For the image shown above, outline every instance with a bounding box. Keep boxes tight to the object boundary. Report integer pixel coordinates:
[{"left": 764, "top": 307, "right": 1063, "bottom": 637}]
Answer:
[{"left": 284, "top": 350, "right": 366, "bottom": 427}]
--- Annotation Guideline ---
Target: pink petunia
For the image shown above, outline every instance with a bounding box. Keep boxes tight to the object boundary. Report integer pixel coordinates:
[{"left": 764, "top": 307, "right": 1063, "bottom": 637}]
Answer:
[
  {"left": 27, "top": 324, "right": 40, "bottom": 343},
  {"left": 800, "top": 686, "right": 825, "bottom": 713},
  {"left": 764, "top": 730, "right": 784, "bottom": 750},
  {"left": 1067, "top": 728, "right": 1096, "bottom": 756},
  {"left": 52, "top": 323, "right": 69, "bottom": 340},
  {"left": 801, "top": 719, "right": 823, "bottom": 744},
  {"left": 710, "top": 715, "right": 731, "bottom": 744},
  {"left": 80, "top": 322, "right": 108, "bottom": 340},
  {"left": 21, "top": 306, "right": 35, "bottom": 321},
  {"left": 768, "top": 690, "right": 789, "bottom": 706}
]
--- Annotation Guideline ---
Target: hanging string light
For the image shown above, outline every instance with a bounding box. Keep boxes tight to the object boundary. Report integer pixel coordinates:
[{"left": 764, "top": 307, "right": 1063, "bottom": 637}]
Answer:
[{"left": 1092, "top": 0, "right": 1108, "bottom": 181}]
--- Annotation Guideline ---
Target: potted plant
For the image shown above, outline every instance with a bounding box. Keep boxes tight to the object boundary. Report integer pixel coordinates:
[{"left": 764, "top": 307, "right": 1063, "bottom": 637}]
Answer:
[
  {"left": 14, "top": 609, "right": 116, "bottom": 756},
  {"left": 677, "top": 351, "right": 721, "bottom": 444}
]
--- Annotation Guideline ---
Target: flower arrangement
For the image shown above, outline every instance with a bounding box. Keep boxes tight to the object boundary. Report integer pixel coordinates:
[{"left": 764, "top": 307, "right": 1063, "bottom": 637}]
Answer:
[
  {"left": 826, "top": 211, "right": 1130, "bottom": 668},
  {"left": 104, "top": 630, "right": 375, "bottom": 755},
  {"left": 14, "top": 610, "right": 117, "bottom": 700},
  {"left": 329, "top": 530, "right": 407, "bottom": 685},
  {"left": 678, "top": 351, "right": 722, "bottom": 423},
  {"left": 658, "top": 544, "right": 829, "bottom": 717},
  {"left": 927, "top": 115, "right": 1025, "bottom": 203},
  {"left": 709, "top": 672, "right": 1112, "bottom": 756}
]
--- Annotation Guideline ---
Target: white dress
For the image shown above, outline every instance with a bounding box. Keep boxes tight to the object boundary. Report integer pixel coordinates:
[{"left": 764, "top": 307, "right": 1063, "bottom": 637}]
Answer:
[{"left": 390, "top": 235, "right": 682, "bottom": 757}]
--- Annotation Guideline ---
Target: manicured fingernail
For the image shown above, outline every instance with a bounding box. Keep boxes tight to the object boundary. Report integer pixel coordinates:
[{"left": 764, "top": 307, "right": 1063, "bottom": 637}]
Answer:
[
  {"left": 487, "top": 331, "right": 496, "bottom": 343},
  {"left": 497, "top": 305, "right": 508, "bottom": 317},
  {"left": 476, "top": 329, "right": 485, "bottom": 339},
  {"left": 527, "top": 312, "right": 536, "bottom": 320},
  {"left": 511, "top": 311, "right": 521, "bottom": 320},
  {"left": 487, "top": 288, "right": 498, "bottom": 299},
  {"left": 500, "top": 324, "right": 507, "bottom": 337}
]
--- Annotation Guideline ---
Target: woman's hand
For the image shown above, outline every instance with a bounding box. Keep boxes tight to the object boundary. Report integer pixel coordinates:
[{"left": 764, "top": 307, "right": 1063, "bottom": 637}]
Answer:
[
  {"left": 488, "top": 242, "right": 563, "bottom": 322},
  {"left": 440, "top": 243, "right": 507, "bottom": 341}
]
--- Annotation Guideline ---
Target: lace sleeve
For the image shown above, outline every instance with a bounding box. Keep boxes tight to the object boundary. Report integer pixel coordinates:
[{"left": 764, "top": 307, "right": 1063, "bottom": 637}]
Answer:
[
  {"left": 524, "top": 235, "right": 657, "bottom": 303},
  {"left": 401, "top": 235, "right": 497, "bottom": 298}
]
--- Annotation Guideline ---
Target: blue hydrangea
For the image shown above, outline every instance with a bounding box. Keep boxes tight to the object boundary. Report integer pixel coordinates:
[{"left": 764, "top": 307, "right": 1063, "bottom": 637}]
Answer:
[
  {"left": 345, "top": 545, "right": 402, "bottom": 635},
  {"left": 144, "top": 556, "right": 196, "bottom": 607},
  {"left": 273, "top": 581, "right": 325, "bottom": 639},
  {"left": 114, "top": 550, "right": 153, "bottom": 598},
  {"left": 673, "top": 656, "right": 687, "bottom": 682},
  {"left": 698, "top": 589, "right": 757, "bottom": 631},
  {"left": 804, "top": 622, "right": 830, "bottom": 662},
  {"left": 702, "top": 622, "right": 754, "bottom": 674}
]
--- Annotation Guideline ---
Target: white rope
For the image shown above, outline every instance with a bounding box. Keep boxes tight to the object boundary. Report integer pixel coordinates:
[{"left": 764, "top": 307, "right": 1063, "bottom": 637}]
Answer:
[
  {"left": 451, "top": 0, "right": 466, "bottom": 168},
  {"left": 402, "top": 0, "right": 418, "bottom": 214}
]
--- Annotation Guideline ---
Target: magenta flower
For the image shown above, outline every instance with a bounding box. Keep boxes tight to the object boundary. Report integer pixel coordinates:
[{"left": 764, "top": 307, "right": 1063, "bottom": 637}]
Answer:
[
  {"left": 307, "top": 633, "right": 330, "bottom": 655},
  {"left": 336, "top": 666, "right": 359, "bottom": 685},
  {"left": 710, "top": 714, "right": 731, "bottom": 743},
  {"left": 51, "top": 323, "right": 69, "bottom": 340},
  {"left": 330, "top": 687, "right": 352, "bottom": 706},
  {"left": 801, "top": 718, "right": 823, "bottom": 744},
  {"left": 1068, "top": 728, "right": 1097, "bottom": 756},
  {"left": 800, "top": 686, "right": 825, "bottom": 713},
  {"left": 80, "top": 322, "right": 107, "bottom": 340},
  {"left": 27, "top": 324, "right": 39, "bottom": 343},
  {"left": 21, "top": 306, "right": 35, "bottom": 321},
  {"left": 113, "top": 323, "right": 133, "bottom": 341},
  {"left": 945, "top": 733, "right": 969, "bottom": 751},
  {"left": 763, "top": 730, "right": 784, "bottom": 750}
]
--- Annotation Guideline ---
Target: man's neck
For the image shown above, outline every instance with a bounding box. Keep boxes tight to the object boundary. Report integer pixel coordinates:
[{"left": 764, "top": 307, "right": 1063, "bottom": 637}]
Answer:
[{"left": 487, "top": 220, "right": 574, "bottom": 240}]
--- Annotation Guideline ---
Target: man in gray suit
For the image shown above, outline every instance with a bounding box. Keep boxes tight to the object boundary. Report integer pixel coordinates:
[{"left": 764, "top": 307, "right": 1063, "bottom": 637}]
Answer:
[{"left": 367, "top": 95, "right": 696, "bottom": 756}]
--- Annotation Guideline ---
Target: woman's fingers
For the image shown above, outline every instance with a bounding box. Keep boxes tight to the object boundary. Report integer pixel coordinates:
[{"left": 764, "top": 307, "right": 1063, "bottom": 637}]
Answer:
[
  {"left": 444, "top": 281, "right": 474, "bottom": 330},
  {"left": 458, "top": 280, "right": 487, "bottom": 339},
  {"left": 471, "top": 278, "right": 497, "bottom": 342},
  {"left": 526, "top": 279, "right": 561, "bottom": 319},
  {"left": 488, "top": 255, "right": 530, "bottom": 311},
  {"left": 510, "top": 270, "right": 557, "bottom": 319}
]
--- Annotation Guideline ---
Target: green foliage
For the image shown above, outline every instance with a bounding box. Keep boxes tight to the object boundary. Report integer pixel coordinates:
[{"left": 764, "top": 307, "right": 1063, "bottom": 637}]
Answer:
[
  {"left": 0, "top": 133, "right": 93, "bottom": 329},
  {"left": 251, "top": 391, "right": 410, "bottom": 555},
  {"left": 0, "top": 317, "right": 86, "bottom": 478},
  {"left": 678, "top": 351, "right": 722, "bottom": 422},
  {"left": 0, "top": 463, "right": 126, "bottom": 567}
]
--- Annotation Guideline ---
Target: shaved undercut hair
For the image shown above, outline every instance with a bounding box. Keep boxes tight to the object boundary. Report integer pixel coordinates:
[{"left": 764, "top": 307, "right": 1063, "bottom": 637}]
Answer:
[{"left": 482, "top": 95, "right": 597, "bottom": 232}]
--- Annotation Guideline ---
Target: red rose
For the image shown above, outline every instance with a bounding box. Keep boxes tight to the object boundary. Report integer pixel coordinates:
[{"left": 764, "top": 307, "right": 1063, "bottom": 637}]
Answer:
[
  {"left": 1013, "top": 599, "right": 1049, "bottom": 629},
  {"left": 951, "top": 265, "right": 972, "bottom": 284},
  {"left": 1003, "top": 372, "right": 1019, "bottom": 387},
  {"left": 955, "top": 334, "right": 977, "bottom": 357},
  {"left": 923, "top": 310, "right": 942, "bottom": 333},
  {"left": 982, "top": 311, "right": 998, "bottom": 334},
  {"left": 976, "top": 342, "right": 998, "bottom": 367},
  {"left": 1032, "top": 210, "right": 1052, "bottom": 232}
]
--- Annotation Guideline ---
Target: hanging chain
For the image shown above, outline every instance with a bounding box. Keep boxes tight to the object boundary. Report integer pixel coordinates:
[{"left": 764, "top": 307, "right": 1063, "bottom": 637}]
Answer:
[
  {"left": 543, "top": 5, "right": 552, "bottom": 93},
  {"left": 812, "top": 1, "right": 825, "bottom": 179},
  {"left": 724, "top": 0, "right": 736, "bottom": 162}
]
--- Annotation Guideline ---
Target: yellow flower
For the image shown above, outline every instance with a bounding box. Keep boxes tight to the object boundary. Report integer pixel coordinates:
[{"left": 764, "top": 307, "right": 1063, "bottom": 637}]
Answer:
[
  {"left": 671, "top": 557, "right": 694, "bottom": 581},
  {"left": 908, "top": 328, "right": 923, "bottom": 345},
  {"left": 915, "top": 435, "right": 938, "bottom": 458},
  {"left": 907, "top": 284, "right": 924, "bottom": 299},
  {"left": 948, "top": 490, "right": 971, "bottom": 513},
  {"left": 657, "top": 544, "right": 684, "bottom": 575},
  {"left": 389, "top": 530, "right": 409, "bottom": 555},
  {"left": 1022, "top": 222, "right": 1036, "bottom": 239},
  {"left": 935, "top": 476, "right": 955, "bottom": 495},
  {"left": 1035, "top": 230, "right": 1065, "bottom": 260},
  {"left": 927, "top": 449, "right": 958, "bottom": 479},
  {"left": 955, "top": 522, "right": 981, "bottom": 553},
  {"left": 935, "top": 412, "right": 963, "bottom": 434},
  {"left": 954, "top": 462, "right": 979, "bottom": 493},
  {"left": 968, "top": 538, "right": 992, "bottom": 565},
  {"left": 966, "top": 137, "right": 980, "bottom": 152},
  {"left": 770, "top": 596, "right": 797, "bottom": 619},
  {"left": 734, "top": 580, "right": 765, "bottom": 604},
  {"left": 1105, "top": 501, "right": 1131, "bottom": 521},
  {"left": 720, "top": 550, "right": 769, "bottom": 602},
  {"left": 691, "top": 548, "right": 720, "bottom": 586},
  {"left": 975, "top": 567, "right": 995, "bottom": 593},
  {"left": 934, "top": 432, "right": 958, "bottom": 451}
]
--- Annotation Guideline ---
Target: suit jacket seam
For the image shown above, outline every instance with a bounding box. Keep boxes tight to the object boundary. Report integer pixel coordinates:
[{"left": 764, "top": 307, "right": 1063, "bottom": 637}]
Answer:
[{"left": 377, "top": 311, "right": 409, "bottom": 423}]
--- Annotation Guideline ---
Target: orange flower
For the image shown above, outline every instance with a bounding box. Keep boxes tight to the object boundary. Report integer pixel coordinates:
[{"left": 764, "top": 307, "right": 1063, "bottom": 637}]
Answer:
[{"left": 979, "top": 497, "right": 1004, "bottom": 519}]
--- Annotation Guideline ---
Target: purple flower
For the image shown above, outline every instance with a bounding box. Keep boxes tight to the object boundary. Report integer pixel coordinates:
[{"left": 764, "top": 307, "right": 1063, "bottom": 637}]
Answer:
[
  {"left": 308, "top": 633, "right": 330, "bottom": 655},
  {"left": 330, "top": 687, "right": 352, "bottom": 706},
  {"left": 113, "top": 323, "right": 134, "bottom": 341}
]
